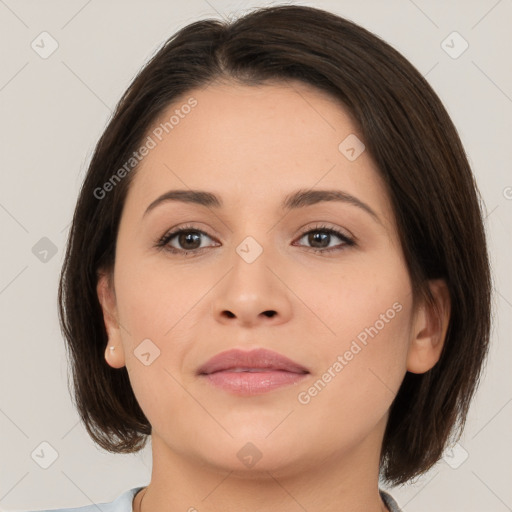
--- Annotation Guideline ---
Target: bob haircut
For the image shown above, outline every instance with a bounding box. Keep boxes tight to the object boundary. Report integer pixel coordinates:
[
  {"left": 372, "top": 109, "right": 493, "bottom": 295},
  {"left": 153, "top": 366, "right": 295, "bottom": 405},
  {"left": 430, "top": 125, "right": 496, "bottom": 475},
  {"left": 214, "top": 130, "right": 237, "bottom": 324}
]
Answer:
[{"left": 58, "top": 4, "right": 492, "bottom": 486}]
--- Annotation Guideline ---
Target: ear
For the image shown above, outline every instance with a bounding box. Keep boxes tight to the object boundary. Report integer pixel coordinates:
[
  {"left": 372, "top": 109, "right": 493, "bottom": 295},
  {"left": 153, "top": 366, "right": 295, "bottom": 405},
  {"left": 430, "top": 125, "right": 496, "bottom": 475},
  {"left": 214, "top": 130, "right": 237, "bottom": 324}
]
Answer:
[
  {"left": 407, "top": 279, "right": 451, "bottom": 374},
  {"left": 97, "top": 270, "right": 126, "bottom": 369}
]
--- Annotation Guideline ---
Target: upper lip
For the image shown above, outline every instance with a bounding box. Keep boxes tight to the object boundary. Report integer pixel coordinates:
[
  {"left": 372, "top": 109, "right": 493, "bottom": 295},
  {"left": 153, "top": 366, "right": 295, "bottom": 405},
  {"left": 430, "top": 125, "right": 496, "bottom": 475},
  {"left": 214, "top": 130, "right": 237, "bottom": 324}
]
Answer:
[{"left": 197, "top": 348, "right": 309, "bottom": 375}]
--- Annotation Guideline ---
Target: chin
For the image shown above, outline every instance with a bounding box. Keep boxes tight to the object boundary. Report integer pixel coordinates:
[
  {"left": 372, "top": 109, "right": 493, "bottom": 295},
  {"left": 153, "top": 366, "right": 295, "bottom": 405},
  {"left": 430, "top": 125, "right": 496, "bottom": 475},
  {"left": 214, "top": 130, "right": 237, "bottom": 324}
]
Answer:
[{"left": 196, "top": 436, "right": 310, "bottom": 477}]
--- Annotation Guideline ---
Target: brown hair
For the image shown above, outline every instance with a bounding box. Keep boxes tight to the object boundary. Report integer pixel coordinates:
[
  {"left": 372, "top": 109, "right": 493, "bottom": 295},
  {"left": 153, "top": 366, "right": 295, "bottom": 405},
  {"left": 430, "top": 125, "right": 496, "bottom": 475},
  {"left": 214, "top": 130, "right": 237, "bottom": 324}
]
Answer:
[{"left": 58, "top": 4, "right": 492, "bottom": 486}]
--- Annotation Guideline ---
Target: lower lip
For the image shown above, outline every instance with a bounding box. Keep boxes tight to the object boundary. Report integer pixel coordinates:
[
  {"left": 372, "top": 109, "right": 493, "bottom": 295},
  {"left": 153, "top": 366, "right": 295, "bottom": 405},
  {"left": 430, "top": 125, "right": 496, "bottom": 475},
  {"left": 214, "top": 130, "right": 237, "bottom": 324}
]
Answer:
[{"left": 201, "top": 370, "right": 308, "bottom": 395}]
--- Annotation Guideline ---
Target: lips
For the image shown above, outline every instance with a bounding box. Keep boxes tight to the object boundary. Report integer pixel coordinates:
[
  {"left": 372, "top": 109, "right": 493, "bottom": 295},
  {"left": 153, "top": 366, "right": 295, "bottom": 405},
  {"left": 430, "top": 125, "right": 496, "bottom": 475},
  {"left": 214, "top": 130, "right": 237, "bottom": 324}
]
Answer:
[
  {"left": 197, "top": 348, "right": 309, "bottom": 375},
  {"left": 197, "top": 348, "right": 310, "bottom": 396}
]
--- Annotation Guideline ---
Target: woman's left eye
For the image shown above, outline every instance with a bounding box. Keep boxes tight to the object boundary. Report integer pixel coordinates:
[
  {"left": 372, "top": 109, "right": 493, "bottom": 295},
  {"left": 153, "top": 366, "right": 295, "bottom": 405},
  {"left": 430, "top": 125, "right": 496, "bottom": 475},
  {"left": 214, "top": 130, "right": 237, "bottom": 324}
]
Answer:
[
  {"left": 155, "top": 224, "right": 355, "bottom": 255},
  {"left": 293, "top": 226, "right": 355, "bottom": 253}
]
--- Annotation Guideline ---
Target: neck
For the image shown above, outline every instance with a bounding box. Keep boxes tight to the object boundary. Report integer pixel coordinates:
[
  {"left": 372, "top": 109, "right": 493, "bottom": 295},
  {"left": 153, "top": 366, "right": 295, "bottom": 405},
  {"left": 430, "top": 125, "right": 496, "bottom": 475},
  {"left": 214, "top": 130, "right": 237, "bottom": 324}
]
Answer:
[{"left": 135, "top": 417, "right": 389, "bottom": 512}]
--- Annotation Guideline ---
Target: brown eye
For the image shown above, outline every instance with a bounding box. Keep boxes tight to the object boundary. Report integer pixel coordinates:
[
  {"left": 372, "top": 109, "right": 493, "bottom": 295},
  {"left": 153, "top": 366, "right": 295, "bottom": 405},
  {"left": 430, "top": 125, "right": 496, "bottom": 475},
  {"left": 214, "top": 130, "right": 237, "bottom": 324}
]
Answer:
[
  {"left": 295, "top": 226, "right": 355, "bottom": 253},
  {"left": 156, "top": 227, "right": 219, "bottom": 254},
  {"left": 175, "top": 231, "right": 203, "bottom": 250},
  {"left": 305, "top": 231, "right": 331, "bottom": 249}
]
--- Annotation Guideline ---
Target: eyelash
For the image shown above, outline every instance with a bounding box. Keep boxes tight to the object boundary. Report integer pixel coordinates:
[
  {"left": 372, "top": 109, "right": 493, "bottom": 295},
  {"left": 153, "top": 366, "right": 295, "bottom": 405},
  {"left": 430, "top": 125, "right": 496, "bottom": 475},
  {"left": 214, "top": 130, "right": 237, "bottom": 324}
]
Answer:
[{"left": 155, "top": 223, "right": 356, "bottom": 256}]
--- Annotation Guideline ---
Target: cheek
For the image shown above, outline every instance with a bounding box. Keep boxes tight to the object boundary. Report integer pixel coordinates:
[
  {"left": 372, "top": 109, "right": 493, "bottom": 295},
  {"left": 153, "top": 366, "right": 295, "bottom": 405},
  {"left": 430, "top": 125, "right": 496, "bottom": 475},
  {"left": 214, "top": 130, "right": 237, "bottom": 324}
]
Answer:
[
  {"left": 115, "top": 255, "right": 208, "bottom": 340},
  {"left": 299, "top": 255, "right": 412, "bottom": 344},
  {"left": 298, "top": 258, "right": 413, "bottom": 397},
  {"left": 297, "top": 265, "right": 412, "bottom": 413},
  {"left": 112, "top": 257, "right": 205, "bottom": 421}
]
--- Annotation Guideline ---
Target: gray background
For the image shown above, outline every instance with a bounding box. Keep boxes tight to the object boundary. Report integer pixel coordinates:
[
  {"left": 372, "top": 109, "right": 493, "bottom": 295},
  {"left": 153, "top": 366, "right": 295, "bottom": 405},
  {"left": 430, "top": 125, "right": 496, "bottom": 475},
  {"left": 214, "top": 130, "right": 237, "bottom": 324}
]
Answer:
[{"left": 0, "top": 0, "right": 511, "bottom": 511}]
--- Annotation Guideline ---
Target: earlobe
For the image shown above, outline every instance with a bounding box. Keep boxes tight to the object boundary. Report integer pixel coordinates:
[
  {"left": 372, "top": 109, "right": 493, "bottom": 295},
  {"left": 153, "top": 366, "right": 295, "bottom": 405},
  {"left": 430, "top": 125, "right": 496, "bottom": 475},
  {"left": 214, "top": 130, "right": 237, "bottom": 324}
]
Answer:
[
  {"left": 104, "top": 344, "right": 126, "bottom": 369},
  {"left": 97, "top": 271, "right": 126, "bottom": 369},
  {"left": 406, "top": 279, "right": 451, "bottom": 374}
]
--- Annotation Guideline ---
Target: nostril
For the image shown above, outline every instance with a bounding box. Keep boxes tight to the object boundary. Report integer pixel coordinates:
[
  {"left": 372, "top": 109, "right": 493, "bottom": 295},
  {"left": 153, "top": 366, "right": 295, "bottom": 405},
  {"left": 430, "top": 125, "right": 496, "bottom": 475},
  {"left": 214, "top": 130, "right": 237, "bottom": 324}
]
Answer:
[{"left": 263, "top": 310, "right": 277, "bottom": 318}]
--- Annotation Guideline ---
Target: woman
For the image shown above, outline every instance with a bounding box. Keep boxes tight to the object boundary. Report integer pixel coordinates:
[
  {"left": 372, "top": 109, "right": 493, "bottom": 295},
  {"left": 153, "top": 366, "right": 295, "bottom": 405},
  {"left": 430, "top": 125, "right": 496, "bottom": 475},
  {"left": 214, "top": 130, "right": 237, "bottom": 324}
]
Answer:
[{"left": 38, "top": 4, "right": 491, "bottom": 511}]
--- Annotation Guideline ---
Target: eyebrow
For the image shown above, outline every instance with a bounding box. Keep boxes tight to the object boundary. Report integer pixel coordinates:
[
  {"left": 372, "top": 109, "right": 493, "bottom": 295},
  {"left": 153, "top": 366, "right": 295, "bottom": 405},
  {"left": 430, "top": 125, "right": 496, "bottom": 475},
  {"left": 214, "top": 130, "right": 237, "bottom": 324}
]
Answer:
[{"left": 143, "top": 188, "right": 380, "bottom": 223}]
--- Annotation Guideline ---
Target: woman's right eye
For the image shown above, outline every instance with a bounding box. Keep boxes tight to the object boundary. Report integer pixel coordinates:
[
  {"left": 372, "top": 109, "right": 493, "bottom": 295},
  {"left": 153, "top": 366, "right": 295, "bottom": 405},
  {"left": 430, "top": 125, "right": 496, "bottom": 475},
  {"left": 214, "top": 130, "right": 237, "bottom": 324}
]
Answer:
[{"left": 156, "top": 227, "right": 219, "bottom": 254}]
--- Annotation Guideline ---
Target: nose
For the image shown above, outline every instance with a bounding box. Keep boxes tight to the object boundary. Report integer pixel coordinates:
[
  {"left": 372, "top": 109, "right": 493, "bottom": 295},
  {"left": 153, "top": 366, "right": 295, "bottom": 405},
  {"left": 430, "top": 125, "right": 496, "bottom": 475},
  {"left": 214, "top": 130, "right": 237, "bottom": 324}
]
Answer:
[{"left": 211, "top": 247, "right": 293, "bottom": 328}]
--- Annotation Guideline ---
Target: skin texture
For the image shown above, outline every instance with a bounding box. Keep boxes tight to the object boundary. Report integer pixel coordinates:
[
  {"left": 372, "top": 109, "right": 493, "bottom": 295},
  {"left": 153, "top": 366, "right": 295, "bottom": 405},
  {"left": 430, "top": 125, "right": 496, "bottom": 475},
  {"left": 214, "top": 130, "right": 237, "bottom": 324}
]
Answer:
[{"left": 97, "top": 81, "right": 450, "bottom": 512}]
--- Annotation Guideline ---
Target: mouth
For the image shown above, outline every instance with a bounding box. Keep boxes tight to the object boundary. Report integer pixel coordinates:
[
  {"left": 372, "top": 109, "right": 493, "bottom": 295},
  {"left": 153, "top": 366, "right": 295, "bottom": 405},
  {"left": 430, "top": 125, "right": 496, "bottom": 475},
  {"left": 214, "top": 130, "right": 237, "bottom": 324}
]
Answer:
[{"left": 197, "top": 348, "right": 309, "bottom": 395}]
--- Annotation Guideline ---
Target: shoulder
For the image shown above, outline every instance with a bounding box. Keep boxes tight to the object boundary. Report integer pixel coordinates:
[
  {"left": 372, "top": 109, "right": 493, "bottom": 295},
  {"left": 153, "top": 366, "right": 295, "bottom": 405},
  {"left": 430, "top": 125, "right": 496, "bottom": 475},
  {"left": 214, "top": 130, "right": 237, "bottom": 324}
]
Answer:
[
  {"left": 379, "top": 488, "right": 403, "bottom": 512},
  {"left": 23, "top": 486, "right": 145, "bottom": 512}
]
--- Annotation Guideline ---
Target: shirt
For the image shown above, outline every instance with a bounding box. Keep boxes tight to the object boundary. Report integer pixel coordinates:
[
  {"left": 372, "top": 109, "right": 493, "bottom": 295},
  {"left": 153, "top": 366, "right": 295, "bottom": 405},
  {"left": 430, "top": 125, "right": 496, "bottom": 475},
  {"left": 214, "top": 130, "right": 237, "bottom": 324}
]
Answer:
[{"left": 28, "top": 486, "right": 403, "bottom": 512}]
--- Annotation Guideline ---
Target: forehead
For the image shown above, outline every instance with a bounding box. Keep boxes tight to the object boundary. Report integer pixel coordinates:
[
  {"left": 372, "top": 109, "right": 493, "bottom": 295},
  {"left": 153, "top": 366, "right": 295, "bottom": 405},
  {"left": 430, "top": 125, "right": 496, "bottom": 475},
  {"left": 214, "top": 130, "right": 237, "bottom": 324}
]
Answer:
[{"left": 123, "top": 80, "right": 391, "bottom": 223}]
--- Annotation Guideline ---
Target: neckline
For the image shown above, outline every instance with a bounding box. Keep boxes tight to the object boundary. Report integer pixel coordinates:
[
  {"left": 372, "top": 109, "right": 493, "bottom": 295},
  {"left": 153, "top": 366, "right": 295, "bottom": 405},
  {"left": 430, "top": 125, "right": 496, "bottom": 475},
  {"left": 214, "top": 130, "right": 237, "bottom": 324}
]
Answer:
[{"left": 129, "top": 486, "right": 398, "bottom": 512}]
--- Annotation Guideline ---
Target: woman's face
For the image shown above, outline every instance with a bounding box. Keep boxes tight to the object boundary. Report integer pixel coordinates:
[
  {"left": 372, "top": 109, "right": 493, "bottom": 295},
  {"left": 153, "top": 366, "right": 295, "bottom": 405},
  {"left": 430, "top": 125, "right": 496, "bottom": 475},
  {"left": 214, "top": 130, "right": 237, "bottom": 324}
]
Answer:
[{"left": 99, "top": 81, "right": 437, "bottom": 476}]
